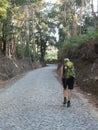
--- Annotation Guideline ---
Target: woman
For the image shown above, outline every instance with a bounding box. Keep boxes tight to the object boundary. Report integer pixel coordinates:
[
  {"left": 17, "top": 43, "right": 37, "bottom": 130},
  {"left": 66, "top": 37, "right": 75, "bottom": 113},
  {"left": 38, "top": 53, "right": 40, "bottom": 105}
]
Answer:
[{"left": 59, "top": 58, "right": 75, "bottom": 107}]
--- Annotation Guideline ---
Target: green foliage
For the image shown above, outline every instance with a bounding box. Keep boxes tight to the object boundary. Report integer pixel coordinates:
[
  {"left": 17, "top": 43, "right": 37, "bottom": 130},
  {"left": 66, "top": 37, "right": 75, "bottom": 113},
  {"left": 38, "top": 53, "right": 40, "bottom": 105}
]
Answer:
[
  {"left": 76, "top": 0, "right": 82, "bottom": 6},
  {"left": 16, "top": 44, "right": 25, "bottom": 59},
  {"left": 11, "top": 0, "right": 42, "bottom": 5},
  {"left": 62, "top": 29, "right": 97, "bottom": 49},
  {"left": 0, "top": 0, "right": 9, "bottom": 18},
  {"left": 45, "top": 52, "right": 57, "bottom": 61},
  {"left": 0, "top": 0, "right": 96, "bottom": 64},
  {"left": 94, "top": 29, "right": 98, "bottom": 39},
  {"left": 16, "top": 43, "right": 41, "bottom": 60},
  {"left": 30, "top": 50, "right": 41, "bottom": 61}
]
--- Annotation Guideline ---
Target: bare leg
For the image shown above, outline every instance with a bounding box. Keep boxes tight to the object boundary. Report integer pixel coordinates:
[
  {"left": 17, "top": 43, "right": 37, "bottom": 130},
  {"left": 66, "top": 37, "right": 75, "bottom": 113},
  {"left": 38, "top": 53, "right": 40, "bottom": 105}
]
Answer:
[
  {"left": 68, "top": 89, "right": 72, "bottom": 101},
  {"left": 63, "top": 89, "right": 66, "bottom": 97},
  {"left": 63, "top": 89, "right": 67, "bottom": 104},
  {"left": 67, "top": 89, "right": 72, "bottom": 107}
]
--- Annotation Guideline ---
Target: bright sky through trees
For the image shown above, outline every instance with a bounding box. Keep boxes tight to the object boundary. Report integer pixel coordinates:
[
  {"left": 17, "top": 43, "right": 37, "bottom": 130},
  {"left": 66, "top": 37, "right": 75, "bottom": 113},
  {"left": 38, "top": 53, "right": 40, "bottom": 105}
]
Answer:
[
  {"left": 44, "top": 0, "right": 97, "bottom": 42},
  {"left": 93, "top": 0, "right": 97, "bottom": 11},
  {"left": 45, "top": 0, "right": 97, "bottom": 11},
  {"left": 45, "top": 0, "right": 56, "bottom": 3}
]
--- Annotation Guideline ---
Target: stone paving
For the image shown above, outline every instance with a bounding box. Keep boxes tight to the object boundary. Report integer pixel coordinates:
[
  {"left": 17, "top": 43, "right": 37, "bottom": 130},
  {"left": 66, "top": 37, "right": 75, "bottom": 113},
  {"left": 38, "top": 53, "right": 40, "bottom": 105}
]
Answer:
[{"left": 0, "top": 64, "right": 98, "bottom": 130}]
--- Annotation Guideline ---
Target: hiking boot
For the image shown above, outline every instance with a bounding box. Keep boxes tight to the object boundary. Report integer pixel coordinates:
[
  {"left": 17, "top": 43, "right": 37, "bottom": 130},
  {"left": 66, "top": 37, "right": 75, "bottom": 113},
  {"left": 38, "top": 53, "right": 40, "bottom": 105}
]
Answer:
[
  {"left": 67, "top": 101, "right": 71, "bottom": 107},
  {"left": 63, "top": 97, "right": 67, "bottom": 104}
]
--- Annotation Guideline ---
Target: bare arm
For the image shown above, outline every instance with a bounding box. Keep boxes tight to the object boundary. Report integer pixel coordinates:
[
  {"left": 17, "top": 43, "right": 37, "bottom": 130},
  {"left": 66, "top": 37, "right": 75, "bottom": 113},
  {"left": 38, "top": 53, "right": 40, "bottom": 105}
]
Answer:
[{"left": 59, "top": 65, "right": 63, "bottom": 83}]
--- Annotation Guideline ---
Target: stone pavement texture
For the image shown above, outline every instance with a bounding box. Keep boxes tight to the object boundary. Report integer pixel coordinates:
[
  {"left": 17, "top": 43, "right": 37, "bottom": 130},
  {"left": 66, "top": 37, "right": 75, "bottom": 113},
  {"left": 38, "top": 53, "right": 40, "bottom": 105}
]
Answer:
[{"left": 0, "top": 64, "right": 98, "bottom": 130}]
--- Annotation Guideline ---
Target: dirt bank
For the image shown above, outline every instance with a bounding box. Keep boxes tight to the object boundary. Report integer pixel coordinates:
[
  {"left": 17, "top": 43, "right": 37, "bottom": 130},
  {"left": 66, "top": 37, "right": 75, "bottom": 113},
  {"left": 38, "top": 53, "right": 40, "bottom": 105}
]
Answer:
[
  {"left": 74, "top": 42, "right": 98, "bottom": 97},
  {"left": 0, "top": 56, "right": 43, "bottom": 81},
  {"left": 58, "top": 41, "right": 98, "bottom": 98}
]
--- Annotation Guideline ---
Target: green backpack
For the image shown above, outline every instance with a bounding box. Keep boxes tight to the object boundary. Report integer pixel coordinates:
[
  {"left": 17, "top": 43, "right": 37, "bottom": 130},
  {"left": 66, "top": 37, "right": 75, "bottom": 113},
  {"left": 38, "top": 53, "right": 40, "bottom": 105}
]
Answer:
[{"left": 64, "top": 61, "right": 75, "bottom": 79}]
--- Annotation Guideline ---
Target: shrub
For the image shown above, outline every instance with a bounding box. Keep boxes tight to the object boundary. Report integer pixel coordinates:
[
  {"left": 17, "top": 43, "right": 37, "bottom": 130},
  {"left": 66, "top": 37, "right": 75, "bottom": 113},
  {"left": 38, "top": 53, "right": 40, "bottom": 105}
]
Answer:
[{"left": 16, "top": 44, "right": 25, "bottom": 59}]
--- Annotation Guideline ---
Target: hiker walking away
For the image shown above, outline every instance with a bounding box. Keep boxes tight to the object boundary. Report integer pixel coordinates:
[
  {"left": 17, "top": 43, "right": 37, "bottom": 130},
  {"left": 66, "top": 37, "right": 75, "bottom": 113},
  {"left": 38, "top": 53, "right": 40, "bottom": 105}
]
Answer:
[{"left": 60, "top": 58, "right": 75, "bottom": 107}]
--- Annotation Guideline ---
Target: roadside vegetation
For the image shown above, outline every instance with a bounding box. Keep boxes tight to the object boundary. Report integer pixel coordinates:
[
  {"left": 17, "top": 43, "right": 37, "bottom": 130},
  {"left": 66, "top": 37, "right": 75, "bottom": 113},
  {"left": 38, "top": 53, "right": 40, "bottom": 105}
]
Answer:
[
  {"left": 59, "top": 29, "right": 98, "bottom": 59},
  {"left": 0, "top": 0, "right": 98, "bottom": 97}
]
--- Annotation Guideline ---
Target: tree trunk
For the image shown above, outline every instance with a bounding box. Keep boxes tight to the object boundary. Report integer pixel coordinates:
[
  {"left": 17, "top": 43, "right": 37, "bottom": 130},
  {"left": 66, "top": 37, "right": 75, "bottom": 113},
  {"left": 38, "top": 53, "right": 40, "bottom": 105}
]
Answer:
[
  {"left": 91, "top": 0, "right": 97, "bottom": 28},
  {"left": 40, "top": 40, "right": 46, "bottom": 62},
  {"left": 24, "top": 5, "right": 32, "bottom": 65},
  {"left": 2, "top": 22, "right": 7, "bottom": 55}
]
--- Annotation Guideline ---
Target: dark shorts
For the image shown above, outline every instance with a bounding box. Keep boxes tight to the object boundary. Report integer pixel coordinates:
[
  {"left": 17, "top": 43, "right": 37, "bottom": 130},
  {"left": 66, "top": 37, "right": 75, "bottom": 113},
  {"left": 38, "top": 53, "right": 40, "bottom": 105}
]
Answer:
[{"left": 62, "top": 77, "right": 75, "bottom": 90}]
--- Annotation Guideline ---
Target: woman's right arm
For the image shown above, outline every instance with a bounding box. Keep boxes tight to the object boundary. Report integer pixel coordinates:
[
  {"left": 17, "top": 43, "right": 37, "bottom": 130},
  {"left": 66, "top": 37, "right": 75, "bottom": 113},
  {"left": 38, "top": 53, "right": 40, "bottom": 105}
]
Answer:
[{"left": 59, "top": 65, "right": 63, "bottom": 83}]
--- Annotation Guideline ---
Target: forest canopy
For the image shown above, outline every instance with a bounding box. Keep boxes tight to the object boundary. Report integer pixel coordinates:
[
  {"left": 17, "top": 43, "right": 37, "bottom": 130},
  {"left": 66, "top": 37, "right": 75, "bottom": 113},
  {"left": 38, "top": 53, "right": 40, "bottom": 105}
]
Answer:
[{"left": 0, "top": 0, "right": 98, "bottom": 62}]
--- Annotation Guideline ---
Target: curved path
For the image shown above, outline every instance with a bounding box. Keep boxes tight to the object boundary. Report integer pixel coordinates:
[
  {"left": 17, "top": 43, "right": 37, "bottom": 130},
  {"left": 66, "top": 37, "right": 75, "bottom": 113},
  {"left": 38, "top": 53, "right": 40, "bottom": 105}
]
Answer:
[{"left": 0, "top": 64, "right": 98, "bottom": 130}]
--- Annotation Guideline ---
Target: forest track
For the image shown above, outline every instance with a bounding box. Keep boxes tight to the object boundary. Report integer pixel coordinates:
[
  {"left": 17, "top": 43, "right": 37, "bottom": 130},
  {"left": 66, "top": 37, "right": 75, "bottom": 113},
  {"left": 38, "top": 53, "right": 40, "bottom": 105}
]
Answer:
[{"left": 0, "top": 64, "right": 98, "bottom": 130}]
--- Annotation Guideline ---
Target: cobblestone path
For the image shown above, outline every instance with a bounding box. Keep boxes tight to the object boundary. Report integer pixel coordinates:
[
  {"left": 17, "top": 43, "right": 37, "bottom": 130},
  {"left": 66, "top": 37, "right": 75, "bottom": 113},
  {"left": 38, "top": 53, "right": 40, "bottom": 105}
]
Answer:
[{"left": 0, "top": 64, "right": 98, "bottom": 130}]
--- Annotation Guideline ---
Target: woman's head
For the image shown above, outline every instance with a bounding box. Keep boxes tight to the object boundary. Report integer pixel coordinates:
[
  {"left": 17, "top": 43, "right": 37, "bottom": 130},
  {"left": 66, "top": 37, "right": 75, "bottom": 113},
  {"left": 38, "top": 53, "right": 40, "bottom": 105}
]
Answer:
[{"left": 64, "top": 58, "right": 70, "bottom": 62}]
